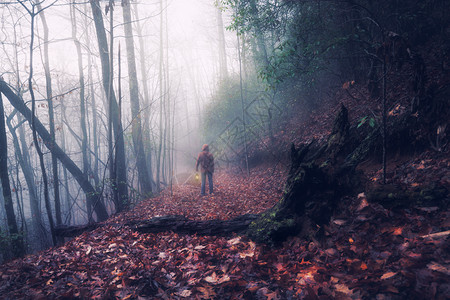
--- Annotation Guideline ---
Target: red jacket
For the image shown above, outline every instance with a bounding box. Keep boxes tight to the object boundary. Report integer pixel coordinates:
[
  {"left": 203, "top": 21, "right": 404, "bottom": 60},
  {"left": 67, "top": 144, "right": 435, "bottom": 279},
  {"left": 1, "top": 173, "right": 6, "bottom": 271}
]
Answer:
[{"left": 196, "top": 150, "right": 214, "bottom": 173}]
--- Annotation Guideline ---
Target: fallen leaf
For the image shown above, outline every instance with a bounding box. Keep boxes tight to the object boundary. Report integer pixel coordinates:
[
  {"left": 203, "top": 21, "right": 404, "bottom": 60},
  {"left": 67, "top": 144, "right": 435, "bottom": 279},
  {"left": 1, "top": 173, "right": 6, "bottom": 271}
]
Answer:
[
  {"left": 333, "top": 219, "right": 346, "bottom": 226},
  {"left": 218, "top": 274, "right": 230, "bottom": 284},
  {"left": 325, "top": 248, "right": 338, "bottom": 256},
  {"left": 227, "top": 237, "right": 241, "bottom": 245},
  {"left": 427, "top": 262, "right": 450, "bottom": 275},
  {"left": 204, "top": 272, "right": 218, "bottom": 284},
  {"left": 381, "top": 272, "right": 397, "bottom": 280},
  {"left": 393, "top": 227, "right": 403, "bottom": 235},
  {"left": 176, "top": 289, "right": 192, "bottom": 297},
  {"left": 335, "top": 283, "right": 352, "bottom": 295}
]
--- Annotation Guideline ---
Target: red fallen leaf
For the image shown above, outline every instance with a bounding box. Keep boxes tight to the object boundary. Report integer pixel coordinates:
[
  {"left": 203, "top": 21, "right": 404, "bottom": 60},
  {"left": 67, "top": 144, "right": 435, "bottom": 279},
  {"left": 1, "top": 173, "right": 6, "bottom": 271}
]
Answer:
[
  {"left": 274, "top": 262, "right": 284, "bottom": 272},
  {"left": 361, "top": 262, "right": 368, "bottom": 270},
  {"left": 266, "top": 291, "right": 279, "bottom": 300},
  {"left": 393, "top": 227, "right": 403, "bottom": 235},
  {"left": 246, "top": 281, "right": 259, "bottom": 292},
  {"left": 405, "top": 252, "right": 421, "bottom": 259},
  {"left": 300, "top": 258, "right": 311, "bottom": 265},
  {"left": 357, "top": 198, "right": 369, "bottom": 211},
  {"left": 381, "top": 271, "right": 397, "bottom": 280}
]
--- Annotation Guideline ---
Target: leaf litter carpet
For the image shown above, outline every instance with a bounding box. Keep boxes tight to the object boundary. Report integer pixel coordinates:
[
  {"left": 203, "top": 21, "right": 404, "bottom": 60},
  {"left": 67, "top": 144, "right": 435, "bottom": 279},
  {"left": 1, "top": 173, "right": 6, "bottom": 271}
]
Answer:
[{"left": 0, "top": 165, "right": 448, "bottom": 299}]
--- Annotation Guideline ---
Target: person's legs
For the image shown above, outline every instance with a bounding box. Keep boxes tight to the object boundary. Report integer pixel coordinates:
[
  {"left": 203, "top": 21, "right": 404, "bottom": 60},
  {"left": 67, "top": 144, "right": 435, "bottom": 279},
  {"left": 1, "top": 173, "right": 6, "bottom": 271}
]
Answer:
[
  {"left": 201, "top": 172, "right": 206, "bottom": 195},
  {"left": 207, "top": 172, "right": 213, "bottom": 194}
]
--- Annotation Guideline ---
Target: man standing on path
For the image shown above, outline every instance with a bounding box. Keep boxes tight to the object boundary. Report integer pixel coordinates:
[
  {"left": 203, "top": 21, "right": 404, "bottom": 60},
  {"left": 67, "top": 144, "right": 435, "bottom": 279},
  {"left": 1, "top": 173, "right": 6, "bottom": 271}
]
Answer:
[{"left": 196, "top": 144, "right": 214, "bottom": 196}]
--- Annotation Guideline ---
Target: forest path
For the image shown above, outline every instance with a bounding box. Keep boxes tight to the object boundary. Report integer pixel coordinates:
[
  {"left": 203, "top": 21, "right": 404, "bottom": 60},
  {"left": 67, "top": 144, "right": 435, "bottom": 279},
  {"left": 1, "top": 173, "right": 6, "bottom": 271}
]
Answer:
[{"left": 108, "top": 165, "right": 287, "bottom": 225}]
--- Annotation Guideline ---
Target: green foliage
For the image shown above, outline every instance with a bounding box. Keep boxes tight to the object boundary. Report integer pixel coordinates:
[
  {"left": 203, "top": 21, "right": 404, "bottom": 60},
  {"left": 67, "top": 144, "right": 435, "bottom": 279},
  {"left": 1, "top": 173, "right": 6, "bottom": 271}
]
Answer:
[
  {"left": 247, "top": 207, "right": 296, "bottom": 246},
  {"left": 357, "top": 116, "right": 376, "bottom": 129},
  {"left": 0, "top": 230, "right": 23, "bottom": 259},
  {"left": 202, "top": 75, "right": 263, "bottom": 143},
  {"left": 219, "top": 0, "right": 447, "bottom": 98}
]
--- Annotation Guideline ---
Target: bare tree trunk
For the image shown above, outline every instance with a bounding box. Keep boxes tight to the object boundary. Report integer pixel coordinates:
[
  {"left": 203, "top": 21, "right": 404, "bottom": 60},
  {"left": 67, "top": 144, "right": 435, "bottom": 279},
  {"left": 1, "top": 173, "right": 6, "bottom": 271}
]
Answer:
[
  {"left": 6, "top": 112, "right": 47, "bottom": 249},
  {"left": 164, "top": 3, "right": 170, "bottom": 188},
  {"left": 8, "top": 20, "right": 47, "bottom": 248},
  {"left": 88, "top": 50, "right": 100, "bottom": 187},
  {"left": 216, "top": 5, "right": 228, "bottom": 80},
  {"left": 59, "top": 100, "right": 72, "bottom": 225},
  {"left": 23, "top": 6, "right": 56, "bottom": 246},
  {"left": 89, "top": 0, "right": 128, "bottom": 211},
  {"left": 70, "top": 2, "right": 93, "bottom": 222},
  {"left": 36, "top": 2, "right": 62, "bottom": 228},
  {"left": 0, "top": 93, "right": 24, "bottom": 258},
  {"left": 83, "top": 3, "right": 101, "bottom": 189},
  {"left": 133, "top": 3, "right": 155, "bottom": 190},
  {"left": 107, "top": 1, "right": 119, "bottom": 210},
  {"left": 237, "top": 31, "right": 250, "bottom": 177},
  {"left": 122, "top": 0, "right": 152, "bottom": 197},
  {"left": 156, "top": 0, "right": 164, "bottom": 192}
]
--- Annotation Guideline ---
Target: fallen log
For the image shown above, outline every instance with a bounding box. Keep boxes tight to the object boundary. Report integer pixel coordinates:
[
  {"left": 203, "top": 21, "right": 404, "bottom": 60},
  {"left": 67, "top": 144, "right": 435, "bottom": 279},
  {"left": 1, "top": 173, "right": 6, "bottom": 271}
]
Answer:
[{"left": 55, "top": 214, "right": 259, "bottom": 238}]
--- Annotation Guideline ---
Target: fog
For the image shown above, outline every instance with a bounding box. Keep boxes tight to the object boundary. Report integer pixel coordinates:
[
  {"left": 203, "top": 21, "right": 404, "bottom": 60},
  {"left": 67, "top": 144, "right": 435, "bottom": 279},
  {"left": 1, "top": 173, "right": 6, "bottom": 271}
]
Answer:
[{"left": 0, "top": 0, "right": 240, "bottom": 253}]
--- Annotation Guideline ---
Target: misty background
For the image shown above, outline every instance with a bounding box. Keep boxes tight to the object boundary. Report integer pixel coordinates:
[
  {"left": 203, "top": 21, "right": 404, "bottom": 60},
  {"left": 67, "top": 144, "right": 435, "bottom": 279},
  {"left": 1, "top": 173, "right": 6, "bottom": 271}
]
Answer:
[{"left": 0, "top": 0, "right": 248, "bottom": 257}]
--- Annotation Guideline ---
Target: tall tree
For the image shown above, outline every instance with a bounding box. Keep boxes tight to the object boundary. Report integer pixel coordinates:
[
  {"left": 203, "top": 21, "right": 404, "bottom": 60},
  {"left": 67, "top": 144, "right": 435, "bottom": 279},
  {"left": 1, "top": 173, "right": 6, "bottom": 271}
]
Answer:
[
  {"left": 216, "top": 5, "right": 228, "bottom": 80},
  {"left": 0, "top": 93, "right": 24, "bottom": 258},
  {"left": 85, "top": 2, "right": 101, "bottom": 188},
  {"left": 70, "top": 1, "right": 93, "bottom": 221},
  {"left": 18, "top": 1, "right": 56, "bottom": 245},
  {"left": 156, "top": 0, "right": 165, "bottom": 192},
  {"left": 89, "top": 0, "right": 128, "bottom": 211},
  {"left": 36, "top": 1, "right": 62, "bottom": 228},
  {"left": 122, "top": 0, "right": 152, "bottom": 197},
  {"left": 4, "top": 8, "right": 47, "bottom": 249},
  {"left": 6, "top": 112, "right": 47, "bottom": 249},
  {"left": 133, "top": 2, "right": 155, "bottom": 190}
]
